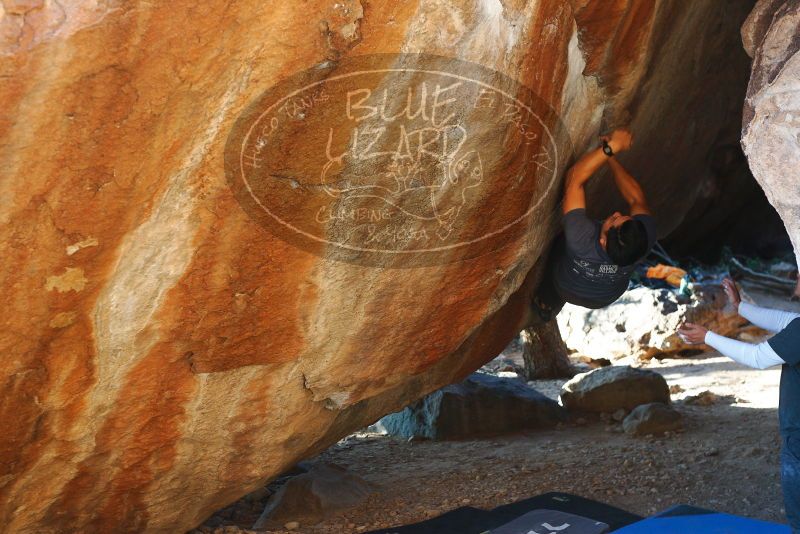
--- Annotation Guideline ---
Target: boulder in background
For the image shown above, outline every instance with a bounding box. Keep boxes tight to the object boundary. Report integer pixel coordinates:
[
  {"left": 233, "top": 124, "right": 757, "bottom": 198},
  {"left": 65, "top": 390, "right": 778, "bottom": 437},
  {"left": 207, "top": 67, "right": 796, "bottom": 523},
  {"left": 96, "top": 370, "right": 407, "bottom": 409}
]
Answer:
[
  {"left": 377, "top": 373, "right": 566, "bottom": 440},
  {"left": 622, "top": 403, "right": 683, "bottom": 436},
  {"left": 560, "top": 366, "right": 670, "bottom": 413}
]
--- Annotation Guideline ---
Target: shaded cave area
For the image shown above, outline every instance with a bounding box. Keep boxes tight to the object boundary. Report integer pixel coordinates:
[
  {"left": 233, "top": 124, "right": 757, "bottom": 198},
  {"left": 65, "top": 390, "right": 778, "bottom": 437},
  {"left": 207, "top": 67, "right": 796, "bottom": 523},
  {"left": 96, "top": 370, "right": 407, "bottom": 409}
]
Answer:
[{"left": 662, "top": 149, "right": 794, "bottom": 263}]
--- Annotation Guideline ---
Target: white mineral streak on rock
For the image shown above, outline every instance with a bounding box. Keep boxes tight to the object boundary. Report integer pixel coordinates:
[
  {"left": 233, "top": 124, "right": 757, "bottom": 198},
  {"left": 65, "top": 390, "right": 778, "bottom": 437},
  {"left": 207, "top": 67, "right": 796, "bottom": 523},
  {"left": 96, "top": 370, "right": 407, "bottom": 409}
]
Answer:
[
  {"left": 10, "top": 75, "right": 257, "bottom": 520},
  {"left": 400, "top": 0, "right": 529, "bottom": 63},
  {"left": 301, "top": 261, "right": 385, "bottom": 407},
  {"left": 92, "top": 68, "right": 252, "bottom": 398},
  {"left": 0, "top": 0, "right": 120, "bottom": 56},
  {"left": 559, "top": 30, "right": 603, "bottom": 152},
  {"left": 45, "top": 267, "right": 88, "bottom": 292},
  {"left": 150, "top": 362, "right": 329, "bottom": 528},
  {"left": 66, "top": 236, "right": 99, "bottom": 255},
  {"left": 473, "top": 0, "right": 524, "bottom": 63}
]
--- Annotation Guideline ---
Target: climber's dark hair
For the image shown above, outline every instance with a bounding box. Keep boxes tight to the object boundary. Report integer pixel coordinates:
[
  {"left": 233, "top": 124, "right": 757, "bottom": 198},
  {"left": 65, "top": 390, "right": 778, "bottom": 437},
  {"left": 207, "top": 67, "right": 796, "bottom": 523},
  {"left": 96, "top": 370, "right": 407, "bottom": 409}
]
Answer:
[{"left": 606, "top": 219, "right": 648, "bottom": 266}]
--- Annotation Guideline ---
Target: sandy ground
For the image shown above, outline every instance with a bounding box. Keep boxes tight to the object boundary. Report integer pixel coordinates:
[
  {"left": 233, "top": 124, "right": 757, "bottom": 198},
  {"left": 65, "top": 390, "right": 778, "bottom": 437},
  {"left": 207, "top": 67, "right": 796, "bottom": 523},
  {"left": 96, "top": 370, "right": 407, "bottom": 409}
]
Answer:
[{"left": 192, "top": 284, "right": 798, "bottom": 533}]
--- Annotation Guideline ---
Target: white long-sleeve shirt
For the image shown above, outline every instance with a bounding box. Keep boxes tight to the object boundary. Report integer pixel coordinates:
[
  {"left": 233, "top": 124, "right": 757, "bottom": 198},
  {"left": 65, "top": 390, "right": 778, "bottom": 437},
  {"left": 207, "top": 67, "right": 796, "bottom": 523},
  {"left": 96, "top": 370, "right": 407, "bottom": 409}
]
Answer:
[{"left": 703, "top": 302, "right": 800, "bottom": 370}]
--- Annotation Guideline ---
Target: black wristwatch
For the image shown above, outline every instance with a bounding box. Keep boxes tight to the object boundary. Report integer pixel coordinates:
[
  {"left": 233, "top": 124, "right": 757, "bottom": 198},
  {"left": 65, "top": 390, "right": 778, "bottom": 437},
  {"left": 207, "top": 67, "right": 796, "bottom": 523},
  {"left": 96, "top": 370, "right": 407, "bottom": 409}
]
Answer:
[{"left": 601, "top": 139, "right": 614, "bottom": 157}]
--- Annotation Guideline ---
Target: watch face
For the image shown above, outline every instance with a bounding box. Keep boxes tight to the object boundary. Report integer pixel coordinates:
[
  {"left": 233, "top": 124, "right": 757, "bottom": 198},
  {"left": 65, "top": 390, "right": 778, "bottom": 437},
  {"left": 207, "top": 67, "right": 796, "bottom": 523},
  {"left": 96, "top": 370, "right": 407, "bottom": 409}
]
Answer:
[{"left": 602, "top": 141, "right": 613, "bottom": 156}]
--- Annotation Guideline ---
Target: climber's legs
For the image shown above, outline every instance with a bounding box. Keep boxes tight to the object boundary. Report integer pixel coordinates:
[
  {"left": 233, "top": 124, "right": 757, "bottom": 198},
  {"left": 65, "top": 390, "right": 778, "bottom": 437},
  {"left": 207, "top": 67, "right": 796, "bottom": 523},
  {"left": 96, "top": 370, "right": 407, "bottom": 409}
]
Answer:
[{"left": 531, "top": 235, "right": 567, "bottom": 323}]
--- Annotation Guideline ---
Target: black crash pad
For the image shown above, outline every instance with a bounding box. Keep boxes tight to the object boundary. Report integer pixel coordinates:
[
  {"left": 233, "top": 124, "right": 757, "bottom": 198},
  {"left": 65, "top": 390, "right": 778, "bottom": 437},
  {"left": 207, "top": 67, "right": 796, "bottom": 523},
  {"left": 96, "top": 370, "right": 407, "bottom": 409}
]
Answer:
[{"left": 365, "top": 492, "right": 643, "bottom": 534}]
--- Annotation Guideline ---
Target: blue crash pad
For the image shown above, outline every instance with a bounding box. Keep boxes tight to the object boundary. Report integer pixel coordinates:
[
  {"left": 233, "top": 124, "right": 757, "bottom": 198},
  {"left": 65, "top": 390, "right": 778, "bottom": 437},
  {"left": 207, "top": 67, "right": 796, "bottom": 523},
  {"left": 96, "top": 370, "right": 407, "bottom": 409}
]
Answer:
[{"left": 614, "top": 505, "right": 790, "bottom": 533}]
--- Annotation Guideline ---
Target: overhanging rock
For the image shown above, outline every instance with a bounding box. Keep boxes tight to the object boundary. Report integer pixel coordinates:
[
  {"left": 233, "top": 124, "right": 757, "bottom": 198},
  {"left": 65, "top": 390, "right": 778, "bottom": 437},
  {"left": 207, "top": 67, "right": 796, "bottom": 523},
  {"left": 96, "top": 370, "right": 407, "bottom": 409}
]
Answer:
[{"left": 0, "top": 1, "right": 762, "bottom": 531}]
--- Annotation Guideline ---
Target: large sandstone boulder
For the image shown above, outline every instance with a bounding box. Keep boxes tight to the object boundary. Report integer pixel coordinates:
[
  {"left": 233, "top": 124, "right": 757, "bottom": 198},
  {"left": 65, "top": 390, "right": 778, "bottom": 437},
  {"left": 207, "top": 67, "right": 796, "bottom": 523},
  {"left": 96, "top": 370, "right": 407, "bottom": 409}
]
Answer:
[
  {"left": 741, "top": 0, "right": 800, "bottom": 269},
  {"left": 0, "top": 1, "right": 758, "bottom": 532}
]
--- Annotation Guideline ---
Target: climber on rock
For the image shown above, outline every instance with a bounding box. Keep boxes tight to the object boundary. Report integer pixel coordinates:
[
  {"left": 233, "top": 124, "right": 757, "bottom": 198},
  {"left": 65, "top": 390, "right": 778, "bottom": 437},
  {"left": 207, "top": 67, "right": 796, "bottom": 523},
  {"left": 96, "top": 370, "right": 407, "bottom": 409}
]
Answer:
[{"left": 532, "top": 128, "right": 657, "bottom": 322}]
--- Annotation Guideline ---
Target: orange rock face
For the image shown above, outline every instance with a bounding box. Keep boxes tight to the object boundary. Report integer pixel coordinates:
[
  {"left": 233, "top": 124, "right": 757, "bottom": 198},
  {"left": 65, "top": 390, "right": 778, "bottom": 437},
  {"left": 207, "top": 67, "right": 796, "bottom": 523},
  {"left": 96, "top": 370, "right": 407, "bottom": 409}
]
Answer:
[{"left": 0, "top": 1, "right": 755, "bottom": 531}]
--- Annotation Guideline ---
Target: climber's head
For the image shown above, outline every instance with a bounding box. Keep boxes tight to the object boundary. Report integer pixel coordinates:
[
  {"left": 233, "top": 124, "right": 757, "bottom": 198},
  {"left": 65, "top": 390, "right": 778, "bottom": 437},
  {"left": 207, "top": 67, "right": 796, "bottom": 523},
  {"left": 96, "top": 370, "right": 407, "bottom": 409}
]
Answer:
[{"left": 599, "top": 212, "right": 648, "bottom": 266}]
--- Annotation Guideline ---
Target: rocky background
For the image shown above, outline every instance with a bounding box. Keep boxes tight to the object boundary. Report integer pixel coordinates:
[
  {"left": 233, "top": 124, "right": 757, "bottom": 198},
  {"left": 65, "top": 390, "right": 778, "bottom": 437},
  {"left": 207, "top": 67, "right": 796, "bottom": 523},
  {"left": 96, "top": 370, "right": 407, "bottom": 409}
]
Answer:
[
  {"left": 741, "top": 0, "right": 800, "bottom": 269},
  {"left": 0, "top": 0, "right": 793, "bottom": 532}
]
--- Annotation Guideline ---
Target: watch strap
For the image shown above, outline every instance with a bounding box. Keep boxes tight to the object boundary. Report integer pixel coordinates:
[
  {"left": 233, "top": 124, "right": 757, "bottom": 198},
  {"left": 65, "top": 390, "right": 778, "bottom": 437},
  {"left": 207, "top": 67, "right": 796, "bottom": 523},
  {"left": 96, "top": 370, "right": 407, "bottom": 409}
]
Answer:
[{"left": 601, "top": 139, "right": 614, "bottom": 157}]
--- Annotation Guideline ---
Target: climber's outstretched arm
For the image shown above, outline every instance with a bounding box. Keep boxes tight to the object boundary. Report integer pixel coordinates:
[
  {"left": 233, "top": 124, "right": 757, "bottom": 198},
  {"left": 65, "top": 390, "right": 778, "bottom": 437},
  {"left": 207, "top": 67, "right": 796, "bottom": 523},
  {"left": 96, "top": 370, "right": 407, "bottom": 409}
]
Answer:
[
  {"left": 562, "top": 128, "right": 633, "bottom": 214},
  {"left": 607, "top": 156, "right": 650, "bottom": 216}
]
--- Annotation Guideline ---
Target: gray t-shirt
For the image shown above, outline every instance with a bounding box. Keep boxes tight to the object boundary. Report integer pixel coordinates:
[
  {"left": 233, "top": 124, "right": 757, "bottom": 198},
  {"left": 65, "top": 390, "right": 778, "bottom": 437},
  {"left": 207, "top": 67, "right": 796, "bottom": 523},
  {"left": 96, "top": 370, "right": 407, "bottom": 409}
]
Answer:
[{"left": 554, "top": 209, "right": 657, "bottom": 307}]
